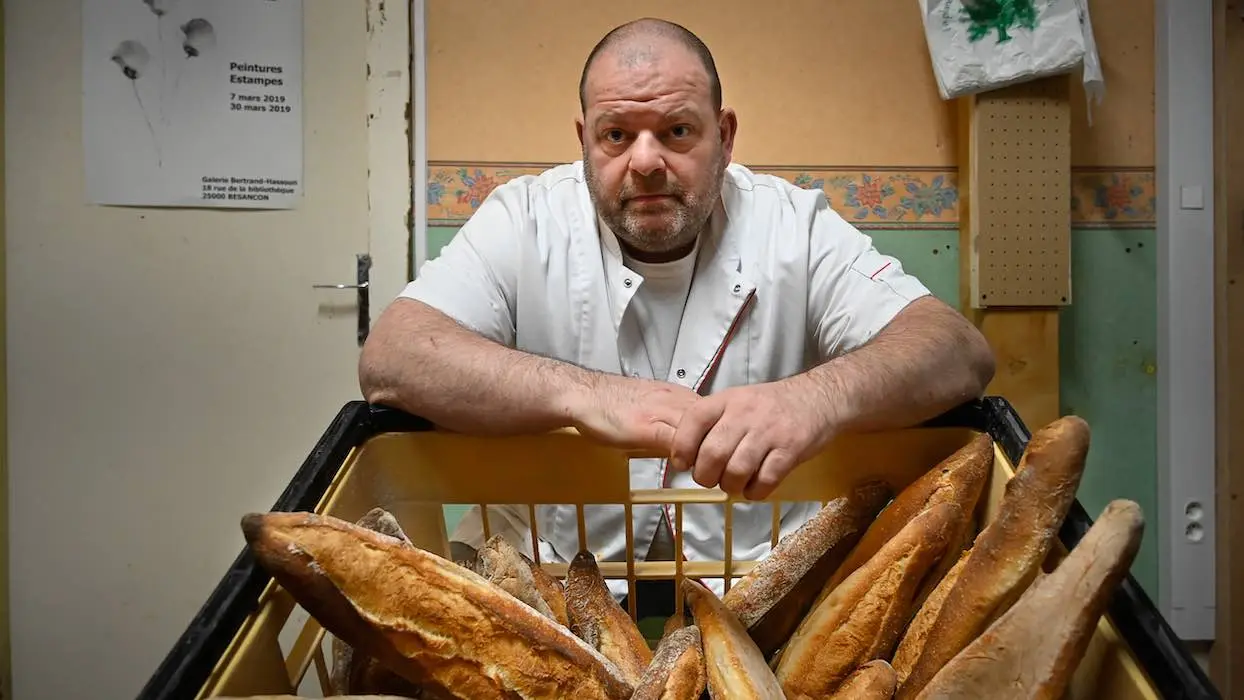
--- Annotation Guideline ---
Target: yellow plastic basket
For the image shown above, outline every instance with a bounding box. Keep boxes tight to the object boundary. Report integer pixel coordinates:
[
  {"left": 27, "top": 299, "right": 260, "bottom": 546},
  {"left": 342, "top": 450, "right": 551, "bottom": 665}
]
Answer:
[{"left": 137, "top": 398, "right": 1219, "bottom": 699}]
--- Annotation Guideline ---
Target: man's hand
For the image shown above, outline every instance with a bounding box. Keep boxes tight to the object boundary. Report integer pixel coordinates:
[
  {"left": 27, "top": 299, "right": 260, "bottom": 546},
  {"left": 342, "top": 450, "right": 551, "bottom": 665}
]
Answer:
[
  {"left": 668, "top": 375, "right": 838, "bottom": 500},
  {"left": 566, "top": 374, "right": 702, "bottom": 455}
]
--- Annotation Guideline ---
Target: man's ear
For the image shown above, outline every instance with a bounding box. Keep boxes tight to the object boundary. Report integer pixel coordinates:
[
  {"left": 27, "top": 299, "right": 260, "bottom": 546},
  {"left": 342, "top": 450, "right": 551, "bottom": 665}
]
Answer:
[
  {"left": 718, "top": 107, "right": 738, "bottom": 162},
  {"left": 575, "top": 118, "right": 585, "bottom": 149}
]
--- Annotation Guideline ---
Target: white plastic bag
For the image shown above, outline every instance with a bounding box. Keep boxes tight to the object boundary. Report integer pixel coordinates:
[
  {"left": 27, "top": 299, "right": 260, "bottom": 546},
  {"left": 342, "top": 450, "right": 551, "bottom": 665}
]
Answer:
[{"left": 919, "top": 0, "right": 1104, "bottom": 107}]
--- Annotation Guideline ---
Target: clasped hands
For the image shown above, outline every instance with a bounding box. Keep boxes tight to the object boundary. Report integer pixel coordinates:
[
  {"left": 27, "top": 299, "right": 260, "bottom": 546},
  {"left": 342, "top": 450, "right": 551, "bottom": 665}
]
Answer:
[{"left": 571, "top": 373, "right": 840, "bottom": 501}]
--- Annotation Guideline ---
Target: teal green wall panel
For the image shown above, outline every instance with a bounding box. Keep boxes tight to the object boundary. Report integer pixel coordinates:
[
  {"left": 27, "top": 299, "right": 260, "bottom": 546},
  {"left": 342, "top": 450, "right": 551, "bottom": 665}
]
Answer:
[
  {"left": 1058, "top": 228, "right": 1158, "bottom": 599},
  {"left": 428, "top": 226, "right": 459, "bottom": 261},
  {"left": 867, "top": 230, "right": 959, "bottom": 307}
]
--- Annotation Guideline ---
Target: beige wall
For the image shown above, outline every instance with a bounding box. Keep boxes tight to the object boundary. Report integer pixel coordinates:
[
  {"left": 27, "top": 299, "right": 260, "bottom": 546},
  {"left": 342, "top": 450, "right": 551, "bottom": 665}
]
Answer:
[{"left": 427, "top": 0, "right": 1153, "bottom": 168}]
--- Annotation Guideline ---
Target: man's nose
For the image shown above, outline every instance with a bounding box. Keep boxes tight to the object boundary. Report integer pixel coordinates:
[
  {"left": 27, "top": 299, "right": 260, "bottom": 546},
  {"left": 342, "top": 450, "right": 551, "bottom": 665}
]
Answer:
[{"left": 628, "top": 132, "right": 666, "bottom": 177}]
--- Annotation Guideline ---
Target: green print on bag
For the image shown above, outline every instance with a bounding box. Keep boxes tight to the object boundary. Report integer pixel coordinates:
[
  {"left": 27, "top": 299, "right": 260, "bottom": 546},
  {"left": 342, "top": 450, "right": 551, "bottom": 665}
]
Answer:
[{"left": 943, "top": 0, "right": 1039, "bottom": 43}]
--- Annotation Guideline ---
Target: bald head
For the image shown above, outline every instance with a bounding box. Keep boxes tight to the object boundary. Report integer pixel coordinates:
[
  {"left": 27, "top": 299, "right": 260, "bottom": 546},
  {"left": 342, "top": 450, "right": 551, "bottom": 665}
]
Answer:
[{"left": 578, "top": 18, "right": 722, "bottom": 114}]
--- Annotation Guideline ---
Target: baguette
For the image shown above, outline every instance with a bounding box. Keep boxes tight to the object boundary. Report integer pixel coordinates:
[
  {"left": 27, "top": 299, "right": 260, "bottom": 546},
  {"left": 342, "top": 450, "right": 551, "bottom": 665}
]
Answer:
[
  {"left": 893, "top": 416, "right": 1090, "bottom": 700},
  {"left": 475, "top": 535, "right": 561, "bottom": 624},
  {"left": 565, "top": 550, "right": 654, "bottom": 686},
  {"left": 889, "top": 549, "right": 969, "bottom": 685},
  {"left": 683, "top": 578, "right": 786, "bottom": 699},
  {"left": 821, "top": 435, "right": 992, "bottom": 605},
  {"left": 774, "top": 502, "right": 959, "bottom": 699},
  {"left": 630, "top": 625, "right": 707, "bottom": 700},
  {"left": 915, "top": 499, "right": 1144, "bottom": 700},
  {"left": 329, "top": 508, "right": 422, "bottom": 698},
  {"left": 241, "top": 511, "right": 634, "bottom": 700},
  {"left": 522, "top": 551, "right": 571, "bottom": 629},
  {"left": 832, "top": 660, "right": 898, "bottom": 699},
  {"left": 722, "top": 479, "right": 891, "bottom": 657}
]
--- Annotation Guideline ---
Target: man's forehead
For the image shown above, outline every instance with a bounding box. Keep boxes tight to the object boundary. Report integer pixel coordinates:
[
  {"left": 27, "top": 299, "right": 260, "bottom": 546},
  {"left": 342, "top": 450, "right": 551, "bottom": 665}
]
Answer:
[{"left": 583, "top": 43, "right": 710, "bottom": 114}]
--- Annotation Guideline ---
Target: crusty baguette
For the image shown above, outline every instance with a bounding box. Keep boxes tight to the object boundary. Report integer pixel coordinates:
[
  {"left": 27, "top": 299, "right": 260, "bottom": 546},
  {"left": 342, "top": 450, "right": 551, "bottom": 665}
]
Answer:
[
  {"left": 774, "top": 502, "right": 960, "bottom": 699},
  {"left": 889, "top": 548, "right": 970, "bottom": 684},
  {"left": 832, "top": 660, "right": 898, "bottom": 699},
  {"left": 521, "top": 551, "right": 571, "bottom": 628},
  {"left": 630, "top": 625, "right": 707, "bottom": 700},
  {"left": 894, "top": 416, "right": 1090, "bottom": 700},
  {"left": 241, "top": 511, "right": 634, "bottom": 700},
  {"left": 683, "top": 578, "right": 786, "bottom": 699},
  {"left": 565, "top": 550, "right": 654, "bottom": 686},
  {"left": 475, "top": 535, "right": 560, "bottom": 623},
  {"left": 914, "top": 499, "right": 1144, "bottom": 700},
  {"left": 722, "top": 479, "right": 891, "bottom": 657},
  {"left": 329, "top": 508, "right": 422, "bottom": 698},
  {"left": 821, "top": 434, "right": 992, "bottom": 606}
]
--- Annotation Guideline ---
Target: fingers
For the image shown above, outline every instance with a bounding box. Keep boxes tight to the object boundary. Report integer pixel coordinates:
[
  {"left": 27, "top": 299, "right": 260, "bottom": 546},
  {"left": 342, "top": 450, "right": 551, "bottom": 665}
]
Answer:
[
  {"left": 692, "top": 422, "right": 749, "bottom": 489},
  {"left": 719, "top": 433, "right": 768, "bottom": 497},
  {"left": 669, "top": 397, "right": 726, "bottom": 473},
  {"left": 743, "top": 448, "right": 797, "bottom": 501}
]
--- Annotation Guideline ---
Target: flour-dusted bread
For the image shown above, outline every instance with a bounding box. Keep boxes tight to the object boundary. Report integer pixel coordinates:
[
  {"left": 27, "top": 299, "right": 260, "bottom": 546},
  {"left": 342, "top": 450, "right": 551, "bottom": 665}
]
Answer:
[
  {"left": 832, "top": 660, "right": 898, "bottom": 699},
  {"left": 822, "top": 434, "right": 992, "bottom": 607},
  {"left": 630, "top": 625, "right": 707, "bottom": 700},
  {"left": 914, "top": 499, "right": 1144, "bottom": 700},
  {"left": 328, "top": 507, "right": 423, "bottom": 698},
  {"left": 241, "top": 511, "right": 634, "bottom": 700},
  {"left": 893, "top": 416, "right": 1090, "bottom": 700},
  {"left": 722, "top": 479, "right": 891, "bottom": 657},
  {"left": 683, "top": 578, "right": 786, "bottom": 699},
  {"left": 475, "top": 535, "right": 561, "bottom": 624},
  {"left": 565, "top": 550, "right": 654, "bottom": 686},
  {"left": 774, "top": 502, "right": 959, "bottom": 699}
]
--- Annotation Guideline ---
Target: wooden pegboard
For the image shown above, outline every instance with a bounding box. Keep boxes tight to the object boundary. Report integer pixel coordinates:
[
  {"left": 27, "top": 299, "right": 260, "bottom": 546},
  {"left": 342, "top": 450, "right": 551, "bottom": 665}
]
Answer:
[{"left": 963, "top": 75, "right": 1073, "bottom": 308}]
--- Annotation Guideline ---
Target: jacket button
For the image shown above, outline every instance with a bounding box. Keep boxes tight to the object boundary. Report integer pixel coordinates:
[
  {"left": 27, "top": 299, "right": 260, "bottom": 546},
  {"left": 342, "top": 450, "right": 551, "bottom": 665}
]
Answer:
[
  {"left": 676, "top": 368, "right": 686, "bottom": 378},
  {"left": 732, "top": 284, "right": 742, "bottom": 293},
  {"left": 624, "top": 278, "right": 633, "bottom": 288}
]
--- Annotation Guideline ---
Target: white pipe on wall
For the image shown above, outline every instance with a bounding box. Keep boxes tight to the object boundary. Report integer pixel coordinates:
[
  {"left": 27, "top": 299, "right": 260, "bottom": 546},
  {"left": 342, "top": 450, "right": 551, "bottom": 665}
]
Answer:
[{"left": 1155, "top": 0, "right": 1217, "bottom": 641}]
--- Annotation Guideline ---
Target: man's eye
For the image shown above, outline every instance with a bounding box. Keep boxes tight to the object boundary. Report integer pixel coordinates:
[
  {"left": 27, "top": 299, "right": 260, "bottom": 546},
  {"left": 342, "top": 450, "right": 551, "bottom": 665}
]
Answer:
[
  {"left": 670, "top": 125, "right": 692, "bottom": 138},
  {"left": 604, "top": 129, "right": 626, "bottom": 143}
]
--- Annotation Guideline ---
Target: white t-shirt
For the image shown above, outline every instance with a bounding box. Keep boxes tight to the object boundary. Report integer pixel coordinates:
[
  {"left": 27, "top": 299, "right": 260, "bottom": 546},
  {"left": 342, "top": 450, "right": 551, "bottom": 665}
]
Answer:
[{"left": 602, "top": 220, "right": 701, "bottom": 560}]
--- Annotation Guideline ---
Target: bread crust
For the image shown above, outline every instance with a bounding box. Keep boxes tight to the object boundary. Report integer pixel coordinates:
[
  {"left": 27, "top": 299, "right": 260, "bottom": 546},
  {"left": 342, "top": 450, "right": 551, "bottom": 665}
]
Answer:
[
  {"left": 722, "top": 479, "right": 891, "bottom": 657},
  {"left": 914, "top": 499, "right": 1144, "bottom": 700},
  {"left": 774, "top": 502, "right": 959, "bottom": 699},
  {"left": 241, "top": 511, "right": 634, "bottom": 700},
  {"left": 475, "top": 535, "right": 560, "bottom": 623},
  {"left": 683, "top": 578, "right": 786, "bottom": 699},
  {"left": 889, "top": 548, "right": 969, "bottom": 684},
  {"left": 329, "top": 508, "right": 423, "bottom": 698},
  {"left": 521, "top": 551, "right": 570, "bottom": 628},
  {"left": 893, "top": 416, "right": 1090, "bottom": 700},
  {"left": 822, "top": 434, "right": 992, "bottom": 602},
  {"left": 630, "top": 625, "right": 707, "bottom": 700},
  {"left": 565, "top": 550, "right": 654, "bottom": 686},
  {"left": 832, "top": 660, "right": 899, "bottom": 699}
]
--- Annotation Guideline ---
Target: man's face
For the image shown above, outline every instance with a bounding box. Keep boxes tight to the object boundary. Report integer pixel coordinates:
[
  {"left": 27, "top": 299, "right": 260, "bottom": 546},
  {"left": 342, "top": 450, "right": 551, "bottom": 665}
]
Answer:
[{"left": 577, "top": 41, "right": 737, "bottom": 262}]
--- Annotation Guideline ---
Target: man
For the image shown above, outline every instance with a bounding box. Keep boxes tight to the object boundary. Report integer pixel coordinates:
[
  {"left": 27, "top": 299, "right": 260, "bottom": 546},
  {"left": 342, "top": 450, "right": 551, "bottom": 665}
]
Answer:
[{"left": 358, "top": 18, "right": 995, "bottom": 604}]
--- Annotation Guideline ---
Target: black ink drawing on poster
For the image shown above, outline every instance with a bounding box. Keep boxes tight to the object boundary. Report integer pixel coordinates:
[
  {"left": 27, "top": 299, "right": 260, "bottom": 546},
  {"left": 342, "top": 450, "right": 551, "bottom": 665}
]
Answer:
[{"left": 84, "top": 0, "right": 303, "bottom": 209}]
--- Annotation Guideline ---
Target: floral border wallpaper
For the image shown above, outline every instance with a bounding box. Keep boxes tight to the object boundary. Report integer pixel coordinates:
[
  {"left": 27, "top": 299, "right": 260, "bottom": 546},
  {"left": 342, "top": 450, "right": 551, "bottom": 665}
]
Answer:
[{"left": 425, "top": 162, "right": 1157, "bottom": 230}]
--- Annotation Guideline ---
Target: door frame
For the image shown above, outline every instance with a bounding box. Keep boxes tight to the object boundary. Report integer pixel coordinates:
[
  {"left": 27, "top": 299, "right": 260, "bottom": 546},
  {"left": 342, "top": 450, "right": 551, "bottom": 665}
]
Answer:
[
  {"left": 364, "top": 0, "right": 413, "bottom": 317},
  {"left": 1211, "top": 0, "right": 1243, "bottom": 692}
]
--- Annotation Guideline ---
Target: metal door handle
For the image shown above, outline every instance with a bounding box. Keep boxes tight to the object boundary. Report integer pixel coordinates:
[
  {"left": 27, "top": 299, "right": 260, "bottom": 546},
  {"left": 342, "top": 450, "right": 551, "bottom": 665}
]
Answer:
[{"left": 312, "top": 253, "right": 371, "bottom": 346}]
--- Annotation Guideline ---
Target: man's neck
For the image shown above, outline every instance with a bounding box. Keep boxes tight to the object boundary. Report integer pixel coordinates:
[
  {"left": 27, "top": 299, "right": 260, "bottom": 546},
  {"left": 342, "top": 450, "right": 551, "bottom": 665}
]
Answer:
[{"left": 620, "top": 236, "right": 698, "bottom": 265}]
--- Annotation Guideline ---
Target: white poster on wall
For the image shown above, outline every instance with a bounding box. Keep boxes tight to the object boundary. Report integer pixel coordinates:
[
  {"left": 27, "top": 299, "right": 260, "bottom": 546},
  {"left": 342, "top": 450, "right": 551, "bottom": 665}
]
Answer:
[{"left": 83, "top": 0, "right": 303, "bottom": 209}]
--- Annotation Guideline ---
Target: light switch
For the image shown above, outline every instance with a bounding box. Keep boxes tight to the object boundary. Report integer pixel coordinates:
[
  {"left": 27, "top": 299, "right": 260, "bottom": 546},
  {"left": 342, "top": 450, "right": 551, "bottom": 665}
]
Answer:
[{"left": 1181, "top": 185, "right": 1205, "bottom": 210}]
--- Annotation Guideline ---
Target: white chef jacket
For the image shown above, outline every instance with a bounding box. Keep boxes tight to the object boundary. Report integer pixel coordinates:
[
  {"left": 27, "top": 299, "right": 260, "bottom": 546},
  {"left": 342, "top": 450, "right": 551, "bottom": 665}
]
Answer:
[{"left": 398, "top": 161, "right": 931, "bottom": 598}]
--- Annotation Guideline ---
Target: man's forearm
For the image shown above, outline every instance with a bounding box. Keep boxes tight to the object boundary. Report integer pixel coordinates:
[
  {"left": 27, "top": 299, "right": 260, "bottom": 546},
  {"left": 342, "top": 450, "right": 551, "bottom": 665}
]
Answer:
[
  {"left": 358, "top": 298, "right": 594, "bottom": 435},
  {"left": 800, "top": 296, "right": 996, "bottom": 435}
]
